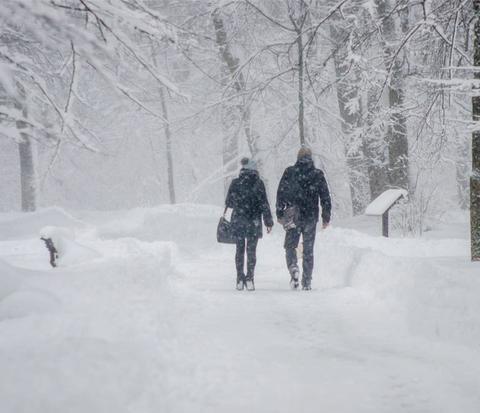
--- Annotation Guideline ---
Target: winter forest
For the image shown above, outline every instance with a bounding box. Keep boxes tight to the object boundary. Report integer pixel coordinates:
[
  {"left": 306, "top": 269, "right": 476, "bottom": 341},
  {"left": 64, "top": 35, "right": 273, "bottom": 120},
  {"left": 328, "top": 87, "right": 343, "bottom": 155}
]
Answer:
[
  {"left": 0, "top": 0, "right": 477, "bottom": 226},
  {"left": 1, "top": 1, "right": 480, "bottom": 412}
]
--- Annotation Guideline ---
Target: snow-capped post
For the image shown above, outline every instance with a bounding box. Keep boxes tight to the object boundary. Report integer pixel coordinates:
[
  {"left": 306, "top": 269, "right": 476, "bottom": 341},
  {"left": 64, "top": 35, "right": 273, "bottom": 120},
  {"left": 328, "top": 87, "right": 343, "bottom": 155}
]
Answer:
[
  {"left": 472, "top": 0, "right": 480, "bottom": 261},
  {"left": 365, "top": 189, "right": 408, "bottom": 237}
]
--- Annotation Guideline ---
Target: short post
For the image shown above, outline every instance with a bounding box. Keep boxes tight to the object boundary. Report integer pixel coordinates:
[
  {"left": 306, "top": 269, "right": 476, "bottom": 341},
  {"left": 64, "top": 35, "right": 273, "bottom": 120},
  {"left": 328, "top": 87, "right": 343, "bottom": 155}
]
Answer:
[{"left": 382, "top": 210, "right": 389, "bottom": 238}]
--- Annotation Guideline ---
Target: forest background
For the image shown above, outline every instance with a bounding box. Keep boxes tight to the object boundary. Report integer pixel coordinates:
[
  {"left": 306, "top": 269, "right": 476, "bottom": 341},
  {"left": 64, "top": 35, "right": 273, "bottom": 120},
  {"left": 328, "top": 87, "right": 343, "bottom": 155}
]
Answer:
[{"left": 0, "top": 0, "right": 476, "bottom": 239}]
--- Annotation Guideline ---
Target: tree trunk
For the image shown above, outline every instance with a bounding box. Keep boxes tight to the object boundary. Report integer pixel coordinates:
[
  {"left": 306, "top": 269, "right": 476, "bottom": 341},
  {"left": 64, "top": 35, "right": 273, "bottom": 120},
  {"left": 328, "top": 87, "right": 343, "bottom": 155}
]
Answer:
[
  {"left": 13, "top": 84, "right": 36, "bottom": 212},
  {"left": 159, "top": 87, "right": 176, "bottom": 204},
  {"left": 471, "top": 0, "right": 480, "bottom": 261},
  {"left": 297, "top": 29, "right": 305, "bottom": 146},
  {"left": 149, "top": 40, "right": 176, "bottom": 204},
  {"left": 375, "top": 0, "right": 409, "bottom": 191},
  {"left": 289, "top": 0, "right": 307, "bottom": 147},
  {"left": 330, "top": 22, "right": 370, "bottom": 215},
  {"left": 365, "top": 86, "right": 388, "bottom": 199},
  {"left": 212, "top": 9, "right": 241, "bottom": 193},
  {"left": 221, "top": 103, "right": 241, "bottom": 195},
  {"left": 456, "top": 135, "right": 469, "bottom": 210},
  {"left": 212, "top": 8, "right": 263, "bottom": 192},
  {"left": 387, "top": 84, "right": 408, "bottom": 189},
  {"left": 17, "top": 120, "right": 36, "bottom": 212}
]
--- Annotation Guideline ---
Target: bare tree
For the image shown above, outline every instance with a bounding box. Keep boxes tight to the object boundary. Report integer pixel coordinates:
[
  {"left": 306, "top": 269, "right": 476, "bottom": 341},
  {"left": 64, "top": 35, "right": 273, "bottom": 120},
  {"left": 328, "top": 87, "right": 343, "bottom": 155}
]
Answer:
[
  {"left": 286, "top": 0, "right": 308, "bottom": 146},
  {"left": 211, "top": 8, "right": 242, "bottom": 191},
  {"left": 211, "top": 6, "right": 264, "bottom": 192},
  {"left": 150, "top": 40, "right": 176, "bottom": 204},
  {"left": 159, "top": 87, "right": 176, "bottom": 204},
  {"left": 0, "top": 0, "right": 181, "bottom": 210},
  {"left": 244, "top": 0, "right": 348, "bottom": 147}
]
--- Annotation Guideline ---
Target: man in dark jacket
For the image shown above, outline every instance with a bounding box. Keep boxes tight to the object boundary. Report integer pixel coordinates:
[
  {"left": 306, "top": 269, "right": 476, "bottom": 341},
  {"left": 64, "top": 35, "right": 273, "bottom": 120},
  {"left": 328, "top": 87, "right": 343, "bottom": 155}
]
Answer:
[
  {"left": 225, "top": 157, "right": 274, "bottom": 291},
  {"left": 276, "top": 147, "right": 331, "bottom": 290}
]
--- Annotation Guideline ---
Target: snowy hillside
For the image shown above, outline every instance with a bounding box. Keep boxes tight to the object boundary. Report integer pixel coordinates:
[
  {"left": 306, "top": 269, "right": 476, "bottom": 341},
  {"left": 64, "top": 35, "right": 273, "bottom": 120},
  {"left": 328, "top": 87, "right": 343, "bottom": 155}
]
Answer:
[{"left": 0, "top": 205, "right": 479, "bottom": 412}]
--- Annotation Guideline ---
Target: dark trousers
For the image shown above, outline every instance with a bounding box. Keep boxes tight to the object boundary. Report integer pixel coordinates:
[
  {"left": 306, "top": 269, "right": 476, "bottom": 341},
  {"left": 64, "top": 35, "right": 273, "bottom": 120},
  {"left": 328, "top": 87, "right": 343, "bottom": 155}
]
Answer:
[
  {"left": 284, "top": 220, "right": 317, "bottom": 281},
  {"left": 236, "top": 236, "right": 259, "bottom": 281}
]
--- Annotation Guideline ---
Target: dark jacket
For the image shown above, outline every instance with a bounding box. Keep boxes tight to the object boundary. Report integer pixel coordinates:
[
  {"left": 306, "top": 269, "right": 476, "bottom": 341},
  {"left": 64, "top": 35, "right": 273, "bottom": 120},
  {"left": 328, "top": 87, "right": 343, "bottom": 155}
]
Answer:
[
  {"left": 225, "top": 169, "right": 274, "bottom": 239},
  {"left": 276, "top": 156, "right": 331, "bottom": 224}
]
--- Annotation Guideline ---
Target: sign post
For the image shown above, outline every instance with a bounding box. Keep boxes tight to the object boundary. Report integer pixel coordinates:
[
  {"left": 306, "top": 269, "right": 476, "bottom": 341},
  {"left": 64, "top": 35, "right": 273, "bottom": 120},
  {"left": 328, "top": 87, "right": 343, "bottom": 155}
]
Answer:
[{"left": 365, "top": 189, "right": 408, "bottom": 238}]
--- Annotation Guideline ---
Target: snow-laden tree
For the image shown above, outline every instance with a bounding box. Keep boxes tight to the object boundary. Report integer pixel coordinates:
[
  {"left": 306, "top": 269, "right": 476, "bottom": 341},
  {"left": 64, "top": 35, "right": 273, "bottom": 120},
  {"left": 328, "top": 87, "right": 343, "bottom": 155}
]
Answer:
[
  {"left": 0, "top": 0, "right": 477, "bottom": 235},
  {"left": 0, "top": 0, "right": 182, "bottom": 210}
]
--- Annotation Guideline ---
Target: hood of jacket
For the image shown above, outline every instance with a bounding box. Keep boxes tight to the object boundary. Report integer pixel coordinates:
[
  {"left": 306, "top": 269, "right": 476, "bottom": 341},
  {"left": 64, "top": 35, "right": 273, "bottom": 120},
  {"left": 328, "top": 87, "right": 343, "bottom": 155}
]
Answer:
[
  {"left": 238, "top": 168, "right": 259, "bottom": 183},
  {"left": 295, "top": 155, "right": 315, "bottom": 170}
]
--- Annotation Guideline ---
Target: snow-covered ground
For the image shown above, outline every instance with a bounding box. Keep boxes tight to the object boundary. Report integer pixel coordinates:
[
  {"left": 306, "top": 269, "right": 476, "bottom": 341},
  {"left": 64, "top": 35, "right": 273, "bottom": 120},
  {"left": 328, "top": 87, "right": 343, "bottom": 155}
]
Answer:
[{"left": 0, "top": 205, "right": 479, "bottom": 412}]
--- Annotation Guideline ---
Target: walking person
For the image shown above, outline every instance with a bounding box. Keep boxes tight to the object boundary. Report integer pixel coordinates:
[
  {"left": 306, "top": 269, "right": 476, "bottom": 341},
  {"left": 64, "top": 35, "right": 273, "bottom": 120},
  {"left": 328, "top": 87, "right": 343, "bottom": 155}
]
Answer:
[
  {"left": 276, "top": 147, "right": 331, "bottom": 290},
  {"left": 225, "top": 157, "right": 274, "bottom": 291}
]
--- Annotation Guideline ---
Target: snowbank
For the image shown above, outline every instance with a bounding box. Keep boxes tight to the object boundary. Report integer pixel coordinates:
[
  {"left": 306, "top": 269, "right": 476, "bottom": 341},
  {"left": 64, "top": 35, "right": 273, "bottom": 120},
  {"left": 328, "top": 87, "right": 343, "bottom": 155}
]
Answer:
[
  {"left": 317, "top": 228, "right": 480, "bottom": 348},
  {"left": 323, "top": 226, "right": 468, "bottom": 257},
  {"left": 0, "top": 207, "right": 88, "bottom": 240},
  {"left": 0, "top": 289, "right": 60, "bottom": 320},
  {"left": 0, "top": 259, "right": 23, "bottom": 300},
  {"left": 0, "top": 204, "right": 479, "bottom": 412},
  {"left": 95, "top": 204, "right": 222, "bottom": 251},
  {"left": 0, "top": 260, "right": 60, "bottom": 320},
  {"left": 0, "top": 222, "right": 178, "bottom": 412}
]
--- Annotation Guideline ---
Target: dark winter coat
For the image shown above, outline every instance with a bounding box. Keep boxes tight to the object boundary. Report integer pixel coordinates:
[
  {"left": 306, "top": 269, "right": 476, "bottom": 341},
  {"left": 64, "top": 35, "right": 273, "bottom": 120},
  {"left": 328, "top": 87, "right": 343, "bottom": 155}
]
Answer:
[
  {"left": 276, "top": 156, "right": 332, "bottom": 224},
  {"left": 225, "top": 169, "right": 274, "bottom": 239}
]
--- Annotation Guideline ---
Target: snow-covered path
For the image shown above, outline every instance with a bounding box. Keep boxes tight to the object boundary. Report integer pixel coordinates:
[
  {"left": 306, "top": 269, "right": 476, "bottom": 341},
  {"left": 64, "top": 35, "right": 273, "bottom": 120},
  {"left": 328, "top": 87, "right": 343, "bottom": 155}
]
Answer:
[
  {"left": 172, "top": 243, "right": 480, "bottom": 413},
  {"left": 0, "top": 206, "right": 479, "bottom": 412}
]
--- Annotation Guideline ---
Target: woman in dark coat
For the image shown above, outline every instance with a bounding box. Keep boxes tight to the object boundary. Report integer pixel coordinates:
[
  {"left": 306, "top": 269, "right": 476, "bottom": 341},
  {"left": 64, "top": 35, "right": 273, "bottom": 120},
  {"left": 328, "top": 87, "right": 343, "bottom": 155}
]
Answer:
[{"left": 225, "top": 157, "right": 274, "bottom": 291}]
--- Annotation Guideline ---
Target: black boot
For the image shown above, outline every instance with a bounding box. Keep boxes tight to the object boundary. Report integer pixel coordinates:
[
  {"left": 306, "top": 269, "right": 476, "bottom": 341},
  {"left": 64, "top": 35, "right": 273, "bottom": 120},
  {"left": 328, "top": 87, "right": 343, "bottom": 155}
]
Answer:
[
  {"left": 236, "top": 274, "right": 245, "bottom": 291},
  {"left": 245, "top": 274, "right": 255, "bottom": 291},
  {"left": 301, "top": 276, "right": 311, "bottom": 291},
  {"left": 289, "top": 265, "right": 300, "bottom": 290}
]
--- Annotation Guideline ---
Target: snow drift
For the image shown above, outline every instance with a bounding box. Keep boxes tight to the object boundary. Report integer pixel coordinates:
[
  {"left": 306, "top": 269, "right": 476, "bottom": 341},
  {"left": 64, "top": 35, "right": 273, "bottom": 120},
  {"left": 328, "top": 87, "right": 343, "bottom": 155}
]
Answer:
[
  {"left": 0, "top": 259, "right": 60, "bottom": 320},
  {"left": 92, "top": 204, "right": 221, "bottom": 250},
  {"left": 0, "top": 205, "right": 478, "bottom": 413},
  {"left": 0, "top": 207, "right": 88, "bottom": 241},
  {"left": 317, "top": 227, "right": 478, "bottom": 348}
]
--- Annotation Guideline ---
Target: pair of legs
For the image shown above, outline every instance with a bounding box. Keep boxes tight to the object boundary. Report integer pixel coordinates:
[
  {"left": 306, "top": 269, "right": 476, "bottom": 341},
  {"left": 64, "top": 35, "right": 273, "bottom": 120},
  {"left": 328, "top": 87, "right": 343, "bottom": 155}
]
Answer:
[
  {"left": 284, "top": 220, "right": 317, "bottom": 287},
  {"left": 235, "top": 235, "right": 259, "bottom": 282}
]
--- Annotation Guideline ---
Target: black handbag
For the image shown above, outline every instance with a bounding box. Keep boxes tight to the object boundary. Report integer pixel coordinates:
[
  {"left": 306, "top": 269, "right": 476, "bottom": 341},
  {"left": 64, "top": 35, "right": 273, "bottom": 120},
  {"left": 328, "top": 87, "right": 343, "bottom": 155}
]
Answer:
[{"left": 217, "top": 217, "right": 237, "bottom": 244}]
